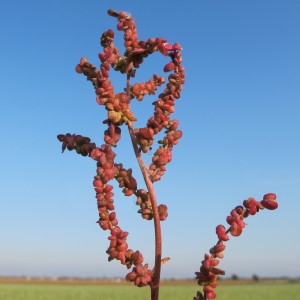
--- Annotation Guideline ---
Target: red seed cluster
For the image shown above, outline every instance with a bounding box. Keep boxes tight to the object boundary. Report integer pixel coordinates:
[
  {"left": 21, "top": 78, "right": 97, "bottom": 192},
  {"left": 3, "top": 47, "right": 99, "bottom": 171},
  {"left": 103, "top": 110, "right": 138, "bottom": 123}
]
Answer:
[
  {"left": 57, "top": 9, "right": 281, "bottom": 299},
  {"left": 107, "top": 9, "right": 139, "bottom": 54},
  {"left": 125, "top": 263, "right": 153, "bottom": 287},
  {"left": 260, "top": 193, "right": 278, "bottom": 210},
  {"left": 58, "top": 9, "right": 280, "bottom": 298},
  {"left": 115, "top": 165, "right": 138, "bottom": 196},
  {"left": 105, "top": 227, "right": 146, "bottom": 270},
  {"left": 58, "top": 8, "right": 185, "bottom": 290},
  {"left": 194, "top": 193, "right": 278, "bottom": 299},
  {"left": 195, "top": 254, "right": 224, "bottom": 299},
  {"left": 136, "top": 189, "right": 153, "bottom": 220},
  {"left": 75, "top": 9, "right": 185, "bottom": 186},
  {"left": 57, "top": 133, "right": 96, "bottom": 155},
  {"left": 131, "top": 75, "right": 166, "bottom": 101},
  {"left": 157, "top": 204, "right": 168, "bottom": 221},
  {"left": 106, "top": 226, "right": 129, "bottom": 264},
  {"left": 104, "top": 124, "right": 121, "bottom": 146}
]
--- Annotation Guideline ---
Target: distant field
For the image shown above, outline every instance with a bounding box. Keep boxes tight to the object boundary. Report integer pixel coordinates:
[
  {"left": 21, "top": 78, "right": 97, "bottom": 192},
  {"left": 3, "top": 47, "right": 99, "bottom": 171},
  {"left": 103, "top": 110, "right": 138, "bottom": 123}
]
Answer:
[{"left": 0, "top": 281, "right": 300, "bottom": 300}]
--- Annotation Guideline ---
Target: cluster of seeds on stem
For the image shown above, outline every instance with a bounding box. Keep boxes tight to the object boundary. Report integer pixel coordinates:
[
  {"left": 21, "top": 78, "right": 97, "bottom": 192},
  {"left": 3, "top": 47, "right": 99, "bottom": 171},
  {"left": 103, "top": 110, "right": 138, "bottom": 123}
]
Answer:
[
  {"left": 194, "top": 193, "right": 278, "bottom": 299},
  {"left": 57, "top": 134, "right": 96, "bottom": 156},
  {"left": 58, "top": 8, "right": 185, "bottom": 288},
  {"left": 57, "top": 133, "right": 150, "bottom": 279},
  {"left": 58, "top": 9, "right": 280, "bottom": 299}
]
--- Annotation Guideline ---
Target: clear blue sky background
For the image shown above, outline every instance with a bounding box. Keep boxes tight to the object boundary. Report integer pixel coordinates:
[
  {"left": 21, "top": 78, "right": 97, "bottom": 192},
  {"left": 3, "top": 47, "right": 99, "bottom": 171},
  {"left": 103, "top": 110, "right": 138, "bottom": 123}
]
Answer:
[{"left": 1, "top": 0, "right": 299, "bottom": 280}]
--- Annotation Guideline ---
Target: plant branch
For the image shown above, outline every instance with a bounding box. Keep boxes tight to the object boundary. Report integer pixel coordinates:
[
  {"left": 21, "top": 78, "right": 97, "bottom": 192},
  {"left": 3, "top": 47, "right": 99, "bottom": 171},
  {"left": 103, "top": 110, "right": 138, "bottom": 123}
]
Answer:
[{"left": 126, "top": 74, "right": 162, "bottom": 300}]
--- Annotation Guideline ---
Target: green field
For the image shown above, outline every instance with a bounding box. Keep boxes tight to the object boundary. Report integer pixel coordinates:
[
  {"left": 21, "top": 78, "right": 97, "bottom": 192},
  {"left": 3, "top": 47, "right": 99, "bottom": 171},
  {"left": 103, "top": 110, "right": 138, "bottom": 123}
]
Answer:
[{"left": 0, "top": 282, "right": 300, "bottom": 300}]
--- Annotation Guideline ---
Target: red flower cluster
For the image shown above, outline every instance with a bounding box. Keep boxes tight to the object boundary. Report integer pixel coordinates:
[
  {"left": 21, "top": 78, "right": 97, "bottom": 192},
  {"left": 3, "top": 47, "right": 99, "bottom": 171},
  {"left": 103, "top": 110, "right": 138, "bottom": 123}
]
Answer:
[
  {"left": 104, "top": 123, "right": 121, "bottom": 146},
  {"left": 131, "top": 75, "right": 165, "bottom": 101},
  {"left": 157, "top": 204, "right": 168, "bottom": 221},
  {"left": 115, "top": 165, "right": 137, "bottom": 196},
  {"left": 76, "top": 8, "right": 185, "bottom": 186},
  {"left": 260, "top": 193, "right": 278, "bottom": 210},
  {"left": 107, "top": 9, "right": 139, "bottom": 54},
  {"left": 136, "top": 189, "right": 153, "bottom": 220},
  {"left": 105, "top": 226, "right": 146, "bottom": 273},
  {"left": 125, "top": 263, "right": 153, "bottom": 287},
  {"left": 58, "top": 9, "right": 280, "bottom": 300},
  {"left": 57, "top": 133, "right": 96, "bottom": 155},
  {"left": 95, "top": 184, "right": 115, "bottom": 226},
  {"left": 59, "top": 8, "right": 186, "bottom": 295},
  {"left": 195, "top": 254, "right": 225, "bottom": 299},
  {"left": 76, "top": 32, "right": 137, "bottom": 128},
  {"left": 106, "top": 226, "right": 129, "bottom": 264},
  {"left": 195, "top": 193, "right": 278, "bottom": 299}
]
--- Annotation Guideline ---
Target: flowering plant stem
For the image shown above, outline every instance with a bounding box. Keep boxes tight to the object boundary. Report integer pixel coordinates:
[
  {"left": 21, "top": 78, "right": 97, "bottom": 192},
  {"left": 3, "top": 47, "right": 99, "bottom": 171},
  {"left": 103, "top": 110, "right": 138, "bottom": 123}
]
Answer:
[
  {"left": 57, "top": 9, "right": 278, "bottom": 300},
  {"left": 126, "top": 76, "right": 162, "bottom": 299}
]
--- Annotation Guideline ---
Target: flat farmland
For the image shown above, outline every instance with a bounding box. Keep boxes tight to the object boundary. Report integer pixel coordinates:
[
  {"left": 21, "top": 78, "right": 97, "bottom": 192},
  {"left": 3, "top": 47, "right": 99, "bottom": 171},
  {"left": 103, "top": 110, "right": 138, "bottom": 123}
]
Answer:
[{"left": 0, "top": 278, "right": 299, "bottom": 300}]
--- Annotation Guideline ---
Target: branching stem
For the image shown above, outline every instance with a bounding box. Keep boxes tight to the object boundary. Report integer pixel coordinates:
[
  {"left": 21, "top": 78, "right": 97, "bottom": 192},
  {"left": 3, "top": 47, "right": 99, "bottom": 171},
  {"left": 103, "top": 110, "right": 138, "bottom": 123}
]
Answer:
[{"left": 126, "top": 75, "right": 162, "bottom": 300}]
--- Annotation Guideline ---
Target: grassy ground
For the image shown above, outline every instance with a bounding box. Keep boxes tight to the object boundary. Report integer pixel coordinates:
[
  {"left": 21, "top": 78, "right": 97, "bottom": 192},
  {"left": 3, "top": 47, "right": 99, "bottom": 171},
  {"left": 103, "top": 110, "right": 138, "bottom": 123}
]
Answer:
[{"left": 0, "top": 280, "right": 299, "bottom": 300}]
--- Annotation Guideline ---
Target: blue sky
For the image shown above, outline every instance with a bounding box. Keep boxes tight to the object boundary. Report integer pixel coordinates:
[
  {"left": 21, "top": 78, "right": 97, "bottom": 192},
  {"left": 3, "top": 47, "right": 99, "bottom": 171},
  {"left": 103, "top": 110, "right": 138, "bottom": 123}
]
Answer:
[{"left": 1, "top": 0, "right": 299, "bottom": 281}]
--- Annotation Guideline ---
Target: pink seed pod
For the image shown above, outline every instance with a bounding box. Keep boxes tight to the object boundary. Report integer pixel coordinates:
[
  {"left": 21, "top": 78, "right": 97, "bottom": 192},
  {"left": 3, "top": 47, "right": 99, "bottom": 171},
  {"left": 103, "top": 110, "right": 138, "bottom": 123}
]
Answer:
[
  {"left": 261, "top": 193, "right": 278, "bottom": 210},
  {"left": 116, "top": 242, "right": 128, "bottom": 252},
  {"left": 163, "top": 62, "right": 176, "bottom": 72},
  {"left": 216, "top": 225, "right": 229, "bottom": 241},
  {"left": 131, "top": 251, "right": 144, "bottom": 265}
]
